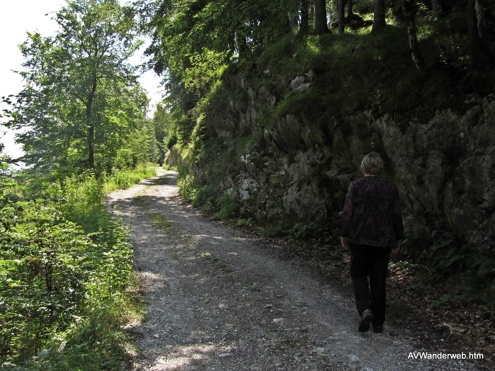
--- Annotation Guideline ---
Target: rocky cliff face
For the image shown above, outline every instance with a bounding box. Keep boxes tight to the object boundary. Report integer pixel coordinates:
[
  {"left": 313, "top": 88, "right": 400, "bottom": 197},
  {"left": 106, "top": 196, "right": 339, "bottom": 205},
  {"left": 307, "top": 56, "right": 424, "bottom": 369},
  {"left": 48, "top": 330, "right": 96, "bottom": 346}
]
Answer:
[{"left": 171, "top": 70, "right": 495, "bottom": 252}]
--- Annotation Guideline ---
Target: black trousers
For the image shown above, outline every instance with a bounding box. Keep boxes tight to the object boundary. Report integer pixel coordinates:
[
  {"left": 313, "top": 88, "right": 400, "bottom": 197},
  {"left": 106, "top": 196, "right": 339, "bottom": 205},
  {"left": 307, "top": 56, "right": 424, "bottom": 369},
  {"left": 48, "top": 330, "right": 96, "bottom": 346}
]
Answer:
[{"left": 350, "top": 244, "right": 391, "bottom": 326}]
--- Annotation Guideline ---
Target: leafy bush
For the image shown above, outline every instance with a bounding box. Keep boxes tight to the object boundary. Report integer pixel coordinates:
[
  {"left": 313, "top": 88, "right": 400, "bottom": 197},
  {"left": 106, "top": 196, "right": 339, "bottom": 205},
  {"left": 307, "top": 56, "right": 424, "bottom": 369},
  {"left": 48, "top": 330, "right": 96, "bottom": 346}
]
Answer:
[
  {"left": 398, "top": 230, "right": 495, "bottom": 310},
  {"left": 114, "top": 148, "right": 138, "bottom": 170},
  {"left": 192, "top": 184, "right": 217, "bottom": 213},
  {"left": 177, "top": 167, "right": 197, "bottom": 202},
  {"left": 166, "top": 133, "right": 178, "bottom": 150},
  {"left": 216, "top": 190, "right": 241, "bottom": 220}
]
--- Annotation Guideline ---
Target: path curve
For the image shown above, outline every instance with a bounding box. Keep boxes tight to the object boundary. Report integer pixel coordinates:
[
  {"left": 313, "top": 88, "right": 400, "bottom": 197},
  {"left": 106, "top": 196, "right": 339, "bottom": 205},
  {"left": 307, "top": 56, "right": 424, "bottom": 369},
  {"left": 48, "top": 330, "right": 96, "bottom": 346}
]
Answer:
[{"left": 106, "top": 170, "right": 484, "bottom": 371}]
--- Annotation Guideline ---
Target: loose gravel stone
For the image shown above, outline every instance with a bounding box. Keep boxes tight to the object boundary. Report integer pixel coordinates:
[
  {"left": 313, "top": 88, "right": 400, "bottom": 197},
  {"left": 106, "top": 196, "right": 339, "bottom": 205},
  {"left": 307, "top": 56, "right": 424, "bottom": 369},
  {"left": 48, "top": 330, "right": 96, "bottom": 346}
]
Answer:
[
  {"left": 349, "top": 354, "right": 360, "bottom": 363},
  {"left": 106, "top": 170, "right": 488, "bottom": 371}
]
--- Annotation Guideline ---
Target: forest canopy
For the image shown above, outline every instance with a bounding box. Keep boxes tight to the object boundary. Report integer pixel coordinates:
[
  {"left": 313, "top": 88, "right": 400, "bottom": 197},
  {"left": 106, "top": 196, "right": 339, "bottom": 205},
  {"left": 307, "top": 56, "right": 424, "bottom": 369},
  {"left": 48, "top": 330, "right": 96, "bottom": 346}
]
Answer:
[{"left": 133, "top": 0, "right": 495, "bottom": 147}]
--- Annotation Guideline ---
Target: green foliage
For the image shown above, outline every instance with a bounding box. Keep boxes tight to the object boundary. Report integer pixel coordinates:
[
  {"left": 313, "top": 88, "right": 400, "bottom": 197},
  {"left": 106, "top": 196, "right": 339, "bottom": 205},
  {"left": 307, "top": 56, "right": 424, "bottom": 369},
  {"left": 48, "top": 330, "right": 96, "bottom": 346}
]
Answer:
[
  {"left": 166, "top": 132, "right": 178, "bottom": 150},
  {"left": 103, "top": 164, "right": 157, "bottom": 194},
  {"left": 162, "top": 164, "right": 178, "bottom": 171},
  {"left": 216, "top": 190, "right": 241, "bottom": 220},
  {"left": 5, "top": 0, "right": 146, "bottom": 173},
  {"left": 142, "top": 0, "right": 301, "bottom": 75},
  {"left": 0, "top": 163, "right": 155, "bottom": 368},
  {"left": 177, "top": 167, "right": 197, "bottom": 202},
  {"left": 138, "top": 0, "right": 303, "bottom": 151},
  {"left": 397, "top": 229, "right": 495, "bottom": 309},
  {"left": 256, "top": 33, "right": 318, "bottom": 79},
  {"left": 152, "top": 104, "right": 175, "bottom": 164},
  {"left": 113, "top": 122, "right": 159, "bottom": 172},
  {"left": 273, "top": 90, "right": 322, "bottom": 119},
  {"left": 191, "top": 184, "right": 217, "bottom": 212},
  {"left": 174, "top": 127, "right": 264, "bottom": 223},
  {"left": 183, "top": 49, "right": 230, "bottom": 96},
  {"left": 177, "top": 172, "right": 240, "bottom": 221},
  {"left": 114, "top": 148, "right": 139, "bottom": 170}
]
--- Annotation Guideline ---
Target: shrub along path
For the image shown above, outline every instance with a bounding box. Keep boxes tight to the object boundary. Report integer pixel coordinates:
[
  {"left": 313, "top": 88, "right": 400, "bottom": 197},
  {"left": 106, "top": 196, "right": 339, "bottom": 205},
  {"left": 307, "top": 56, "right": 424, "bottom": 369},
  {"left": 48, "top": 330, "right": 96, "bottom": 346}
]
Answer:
[{"left": 107, "top": 170, "right": 488, "bottom": 371}]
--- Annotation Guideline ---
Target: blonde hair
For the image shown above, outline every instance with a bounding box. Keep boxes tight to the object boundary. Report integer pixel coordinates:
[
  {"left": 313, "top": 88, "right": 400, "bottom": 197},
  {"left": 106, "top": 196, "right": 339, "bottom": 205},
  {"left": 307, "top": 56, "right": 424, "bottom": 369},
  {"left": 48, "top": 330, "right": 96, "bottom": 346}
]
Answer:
[{"left": 361, "top": 152, "right": 383, "bottom": 175}]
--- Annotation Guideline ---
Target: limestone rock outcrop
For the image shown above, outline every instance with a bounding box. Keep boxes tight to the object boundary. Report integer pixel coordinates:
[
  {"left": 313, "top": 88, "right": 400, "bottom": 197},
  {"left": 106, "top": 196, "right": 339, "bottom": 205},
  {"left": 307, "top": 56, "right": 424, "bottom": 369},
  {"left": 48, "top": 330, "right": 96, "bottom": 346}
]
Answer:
[{"left": 172, "top": 71, "right": 495, "bottom": 251}]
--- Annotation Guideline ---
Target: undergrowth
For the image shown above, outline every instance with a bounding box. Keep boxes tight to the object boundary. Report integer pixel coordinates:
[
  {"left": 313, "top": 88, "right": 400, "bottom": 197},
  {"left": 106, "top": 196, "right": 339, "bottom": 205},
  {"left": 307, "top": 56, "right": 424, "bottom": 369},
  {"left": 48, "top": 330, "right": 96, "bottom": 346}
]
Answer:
[
  {"left": 103, "top": 163, "right": 157, "bottom": 194},
  {"left": 0, "top": 164, "right": 155, "bottom": 369},
  {"left": 396, "top": 231, "right": 495, "bottom": 313}
]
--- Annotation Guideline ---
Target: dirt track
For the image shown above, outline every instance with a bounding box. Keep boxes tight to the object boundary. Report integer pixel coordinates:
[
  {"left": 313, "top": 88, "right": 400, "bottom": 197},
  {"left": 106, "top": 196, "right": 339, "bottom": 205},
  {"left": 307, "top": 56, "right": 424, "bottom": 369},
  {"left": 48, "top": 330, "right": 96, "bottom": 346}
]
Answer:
[{"left": 106, "top": 170, "right": 487, "bottom": 371}]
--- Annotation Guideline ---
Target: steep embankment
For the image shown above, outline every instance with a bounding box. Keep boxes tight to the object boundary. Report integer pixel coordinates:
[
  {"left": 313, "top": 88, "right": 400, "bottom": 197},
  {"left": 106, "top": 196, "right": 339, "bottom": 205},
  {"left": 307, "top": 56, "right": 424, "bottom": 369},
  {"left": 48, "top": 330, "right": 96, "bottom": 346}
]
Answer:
[
  {"left": 169, "top": 33, "right": 495, "bottom": 322},
  {"left": 183, "top": 67, "right": 495, "bottom": 252},
  {"left": 166, "top": 33, "right": 495, "bottom": 309}
]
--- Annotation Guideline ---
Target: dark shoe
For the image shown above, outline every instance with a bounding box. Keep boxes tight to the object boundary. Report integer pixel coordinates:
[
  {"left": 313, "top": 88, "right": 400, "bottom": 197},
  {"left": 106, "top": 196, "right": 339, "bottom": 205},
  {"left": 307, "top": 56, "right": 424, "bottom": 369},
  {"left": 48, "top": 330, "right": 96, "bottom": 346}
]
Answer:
[
  {"left": 358, "top": 309, "right": 373, "bottom": 332},
  {"left": 373, "top": 325, "right": 383, "bottom": 333}
]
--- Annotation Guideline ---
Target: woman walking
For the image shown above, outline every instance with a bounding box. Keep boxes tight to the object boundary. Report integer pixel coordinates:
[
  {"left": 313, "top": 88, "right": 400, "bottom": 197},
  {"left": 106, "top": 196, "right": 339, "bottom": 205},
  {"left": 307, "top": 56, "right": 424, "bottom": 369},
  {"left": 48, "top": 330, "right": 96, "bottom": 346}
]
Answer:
[{"left": 340, "top": 152, "right": 404, "bottom": 333}]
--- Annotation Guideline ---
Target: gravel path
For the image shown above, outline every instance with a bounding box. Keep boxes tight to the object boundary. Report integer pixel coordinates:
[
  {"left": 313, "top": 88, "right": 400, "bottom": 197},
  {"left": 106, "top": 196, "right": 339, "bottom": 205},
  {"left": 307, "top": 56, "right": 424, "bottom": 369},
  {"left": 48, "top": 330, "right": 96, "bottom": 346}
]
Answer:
[{"left": 106, "top": 170, "right": 487, "bottom": 371}]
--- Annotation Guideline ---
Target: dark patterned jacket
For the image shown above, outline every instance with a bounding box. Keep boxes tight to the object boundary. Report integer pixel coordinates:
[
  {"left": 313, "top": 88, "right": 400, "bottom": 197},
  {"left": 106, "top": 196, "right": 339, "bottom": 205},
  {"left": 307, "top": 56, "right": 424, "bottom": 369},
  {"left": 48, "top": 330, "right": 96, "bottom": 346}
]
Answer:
[{"left": 341, "top": 176, "right": 404, "bottom": 248}]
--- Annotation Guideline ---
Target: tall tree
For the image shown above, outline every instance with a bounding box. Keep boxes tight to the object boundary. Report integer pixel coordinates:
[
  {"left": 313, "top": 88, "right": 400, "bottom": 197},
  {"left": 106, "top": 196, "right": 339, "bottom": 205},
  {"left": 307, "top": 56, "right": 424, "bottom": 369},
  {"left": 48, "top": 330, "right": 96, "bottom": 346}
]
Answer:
[
  {"left": 468, "top": 0, "right": 495, "bottom": 69},
  {"left": 372, "top": 0, "right": 386, "bottom": 33},
  {"left": 7, "top": 0, "right": 145, "bottom": 172},
  {"left": 401, "top": 0, "right": 426, "bottom": 72},
  {"left": 338, "top": 0, "right": 345, "bottom": 33},
  {"left": 315, "top": 0, "right": 330, "bottom": 35},
  {"left": 300, "top": 0, "right": 310, "bottom": 36}
]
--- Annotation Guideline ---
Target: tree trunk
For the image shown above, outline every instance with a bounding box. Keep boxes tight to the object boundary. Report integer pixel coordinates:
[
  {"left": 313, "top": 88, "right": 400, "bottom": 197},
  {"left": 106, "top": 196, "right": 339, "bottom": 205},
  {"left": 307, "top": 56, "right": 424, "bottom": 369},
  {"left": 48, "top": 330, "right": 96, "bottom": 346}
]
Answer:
[
  {"left": 348, "top": 0, "right": 354, "bottom": 17},
  {"left": 372, "top": 0, "right": 386, "bottom": 33},
  {"left": 431, "top": 0, "right": 442, "bottom": 12},
  {"left": 278, "top": 12, "right": 292, "bottom": 37},
  {"left": 402, "top": 0, "right": 426, "bottom": 72},
  {"left": 87, "top": 125, "right": 94, "bottom": 169},
  {"left": 289, "top": 15, "right": 298, "bottom": 32},
  {"left": 474, "top": 0, "right": 495, "bottom": 58},
  {"left": 228, "top": 31, "right": 236, "bottom": 54},
  {"left": 315, "top": 0, "right": 330, "bottom": 34},
  {"left": 468, "top": 0, "right": 483, "bottom": 69},
  {"left": 300, "top": 0, "right": 310, "bottom": 36},
  {"left": 309, "top": 1, "right": 315, "bottom": 28},
  {"left": 338, "top": 0, "right": 345, "bottom": 33},
  {"left": 86, "top": 78, "right": 97, "bottom": 169}
]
